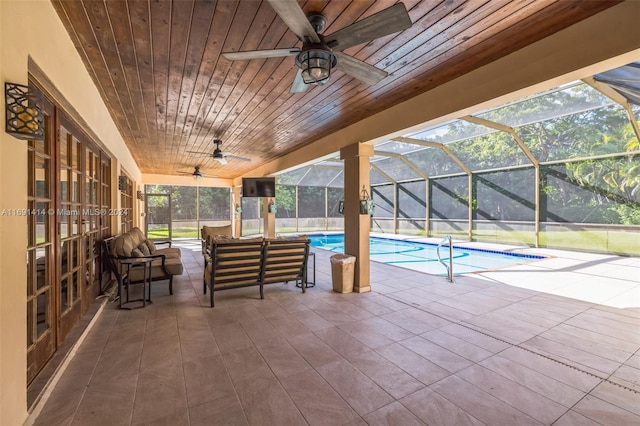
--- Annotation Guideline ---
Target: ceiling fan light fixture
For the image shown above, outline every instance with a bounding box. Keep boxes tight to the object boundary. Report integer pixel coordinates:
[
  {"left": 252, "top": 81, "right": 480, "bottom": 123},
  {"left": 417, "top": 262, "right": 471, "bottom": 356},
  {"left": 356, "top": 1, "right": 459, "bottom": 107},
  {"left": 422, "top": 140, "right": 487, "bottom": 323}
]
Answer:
[
  {"left": 192, "top": 166, "right": 203, "bottom": 180},
  {"left": 296, "top": 46, "right": 336, "bottom": 84}
]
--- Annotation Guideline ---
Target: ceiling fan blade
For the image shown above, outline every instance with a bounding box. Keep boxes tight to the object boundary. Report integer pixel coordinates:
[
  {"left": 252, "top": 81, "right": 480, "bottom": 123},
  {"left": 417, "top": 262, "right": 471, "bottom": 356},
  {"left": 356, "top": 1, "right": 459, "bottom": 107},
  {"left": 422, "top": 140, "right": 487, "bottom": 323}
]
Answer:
[
  {"left": 222, "top": 48, "right": 300, "bottom": 61},
  {"left": 176, "top": 171, "right": 192, "bottom": 174},
  {"left": 215, "top": 157, "right": 228, "bottom": 165},
  {"left": 325, "top": 3, "right": 412, "bottom": 51},
  {"left": 225, "top": 155, "right": 252, "bottom": 163},
  {"left": 334, "top": 52, "right": 387, "bottom": 86},
  {"left": 186, "top": 150, "right": 212, "bottom": 156},
  {"left": 290, "top": 68, "right": 309, "bottom": 94},
  {"left": 267, "top": 0, "right": 320, "bottom": 43}
]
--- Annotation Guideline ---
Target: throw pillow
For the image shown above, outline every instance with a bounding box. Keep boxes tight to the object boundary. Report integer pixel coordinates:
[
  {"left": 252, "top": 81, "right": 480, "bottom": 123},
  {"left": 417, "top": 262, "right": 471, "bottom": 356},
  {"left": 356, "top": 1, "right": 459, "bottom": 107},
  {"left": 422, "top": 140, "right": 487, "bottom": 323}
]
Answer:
[
  {"left": 131, "top": 247, "right": 144, "bottom": 257},
  {"left": 208, "top": 234, "right": 232, "bottom": 245},
  {"left": 138, "top": 242, "right": 151, "bottom": 256},
  {"left": 144, "top": 239, "right": 157, "bottom": 254}
]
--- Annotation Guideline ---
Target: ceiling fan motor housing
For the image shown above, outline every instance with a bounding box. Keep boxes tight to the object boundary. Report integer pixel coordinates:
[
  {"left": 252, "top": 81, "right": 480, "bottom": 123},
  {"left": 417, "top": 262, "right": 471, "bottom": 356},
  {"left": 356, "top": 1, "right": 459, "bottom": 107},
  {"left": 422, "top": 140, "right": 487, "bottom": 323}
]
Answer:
[
  {"left": 213, "top": 139, "right": 224, "bottom": 158},
  {"left": 295, "top": 13, "right": 335, "bottom": 85},
  {"left": 307, "top": 12, "right": 327, "bottom": 33}
]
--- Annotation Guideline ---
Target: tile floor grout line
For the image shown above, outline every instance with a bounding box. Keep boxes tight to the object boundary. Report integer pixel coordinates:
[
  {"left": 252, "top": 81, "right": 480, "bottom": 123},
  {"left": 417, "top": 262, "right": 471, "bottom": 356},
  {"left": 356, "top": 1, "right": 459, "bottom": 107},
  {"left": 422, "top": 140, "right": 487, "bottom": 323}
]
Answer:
[
  {"left": 137, "top": 245, "right": 640, "bottom": 423},
  {"left": 208, "top": 305, "right": 260, "bottom": 425},
  {"left": 69, "top": 310, "right": 114, "bottom": 426},
  {"left": 382, "top": 291, "right": 640, "bottom": 396},
  {"left": 129, "top": 298, "right": 152, "bottom": 426},
  {"left": 26, "top": 298, "right": 110, "bottom": 426},
  {"left": 378, "top": 291, "right": 637, "bottom": 423},
  {"left": 174, "top": 286, "right": 194, "bottom": 426},
  {"left": 255, "top": 291, "right": 391, "bottom": 422},
  {"left": 548, "top": 393, "right": 598, "bottom": 426},
  {"left": 193, "top": 295, "right": 239, "bottom": 416}
]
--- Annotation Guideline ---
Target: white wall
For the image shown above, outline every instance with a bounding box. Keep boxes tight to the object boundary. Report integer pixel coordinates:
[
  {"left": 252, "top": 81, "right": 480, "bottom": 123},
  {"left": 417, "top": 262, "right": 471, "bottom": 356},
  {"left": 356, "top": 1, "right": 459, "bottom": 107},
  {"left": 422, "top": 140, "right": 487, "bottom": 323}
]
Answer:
[{"left": 0, "top": 1, "right": 141, "bottom": 424}]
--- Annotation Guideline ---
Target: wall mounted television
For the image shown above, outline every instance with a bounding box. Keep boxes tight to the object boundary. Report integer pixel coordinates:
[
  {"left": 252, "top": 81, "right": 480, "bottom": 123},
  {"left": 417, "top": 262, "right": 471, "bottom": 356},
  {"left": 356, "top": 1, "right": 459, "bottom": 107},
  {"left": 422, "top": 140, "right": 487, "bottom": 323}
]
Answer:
[{"left": 242, "top": 177, "right": 276, "bottom": 198}]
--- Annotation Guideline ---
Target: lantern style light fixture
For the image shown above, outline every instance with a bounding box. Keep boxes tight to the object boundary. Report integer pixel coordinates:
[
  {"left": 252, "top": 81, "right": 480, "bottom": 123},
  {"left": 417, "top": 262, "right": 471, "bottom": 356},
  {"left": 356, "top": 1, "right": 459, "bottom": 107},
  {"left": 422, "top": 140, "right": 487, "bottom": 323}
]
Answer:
[
  {"left": 295, "top": 43, "right": 336, "bottom": 84},
  {"left": 118, "top": 175, "right": 129, "bottom": 192},
  {"left": 5, "top": 82, "right": 44, "bottom": 140},
  {"left": 359, "top": 185, "right": 375, "bottom": 215}
]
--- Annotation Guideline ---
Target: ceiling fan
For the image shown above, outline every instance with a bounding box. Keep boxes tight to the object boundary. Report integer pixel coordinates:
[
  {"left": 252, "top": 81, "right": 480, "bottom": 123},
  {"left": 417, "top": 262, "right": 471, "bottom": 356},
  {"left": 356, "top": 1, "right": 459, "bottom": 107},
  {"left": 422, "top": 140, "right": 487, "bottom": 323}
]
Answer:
[
  {"left": 187, "top": 139, "right": 251, "bottom": 165},
  {"left": 176, "top": 166, "right": 216, "bottom": 180},
  {"left": 222, "top": 0, "right": 412, "bottom": 93}
]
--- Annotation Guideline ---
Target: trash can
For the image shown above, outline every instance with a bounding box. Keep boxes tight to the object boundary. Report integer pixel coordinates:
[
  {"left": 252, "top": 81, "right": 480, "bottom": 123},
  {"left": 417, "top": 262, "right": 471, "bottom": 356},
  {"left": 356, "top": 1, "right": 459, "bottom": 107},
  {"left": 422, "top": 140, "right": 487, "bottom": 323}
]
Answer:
[{"left": 330, "top": 254, "right": 356, "bottom": 293}]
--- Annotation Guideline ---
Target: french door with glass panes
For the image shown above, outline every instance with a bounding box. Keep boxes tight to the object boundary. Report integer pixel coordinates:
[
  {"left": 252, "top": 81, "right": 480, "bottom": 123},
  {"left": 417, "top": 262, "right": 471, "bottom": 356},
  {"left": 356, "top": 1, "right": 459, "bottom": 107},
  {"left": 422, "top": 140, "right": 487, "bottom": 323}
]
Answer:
[
  {"left": 26, "top": 95, "right": 56, "bottom": 383},
  {"left": 57, "top": 115, "right": 111, "bottom": 343},
  {"left": 26, "top": 97, "right": 112, "bottom": 384}
]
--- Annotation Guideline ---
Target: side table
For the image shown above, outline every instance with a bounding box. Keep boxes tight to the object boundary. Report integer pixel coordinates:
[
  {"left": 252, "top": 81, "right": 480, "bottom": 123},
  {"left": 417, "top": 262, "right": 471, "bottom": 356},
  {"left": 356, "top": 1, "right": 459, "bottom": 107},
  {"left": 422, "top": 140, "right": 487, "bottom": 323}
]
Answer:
[
  {"left": 118, "top": 258, "right": 153, "bottom": 309},
  {"left": 297, "top": 252, "right": 316, "bottom": 289}
]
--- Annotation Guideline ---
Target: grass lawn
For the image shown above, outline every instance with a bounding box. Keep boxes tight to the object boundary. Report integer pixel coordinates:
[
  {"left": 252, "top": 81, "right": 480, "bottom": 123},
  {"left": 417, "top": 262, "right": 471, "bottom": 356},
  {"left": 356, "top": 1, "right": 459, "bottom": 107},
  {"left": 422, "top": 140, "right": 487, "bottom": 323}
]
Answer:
[
  {"left": 539, "top": 230, "right": 640, "bottom": 256},
  {"left": 148, "top": 227, "right": 198, "bottom": 239},
  {"left": 472, "top": 229, "right": 639, "bottom": 256}
]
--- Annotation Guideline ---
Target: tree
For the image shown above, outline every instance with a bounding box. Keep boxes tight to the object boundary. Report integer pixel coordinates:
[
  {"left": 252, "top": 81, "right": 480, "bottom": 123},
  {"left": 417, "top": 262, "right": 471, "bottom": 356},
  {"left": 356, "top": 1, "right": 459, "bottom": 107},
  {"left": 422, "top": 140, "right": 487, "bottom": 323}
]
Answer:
[{"left": 275, "top": 185, "right": 295, "bottom": 217}]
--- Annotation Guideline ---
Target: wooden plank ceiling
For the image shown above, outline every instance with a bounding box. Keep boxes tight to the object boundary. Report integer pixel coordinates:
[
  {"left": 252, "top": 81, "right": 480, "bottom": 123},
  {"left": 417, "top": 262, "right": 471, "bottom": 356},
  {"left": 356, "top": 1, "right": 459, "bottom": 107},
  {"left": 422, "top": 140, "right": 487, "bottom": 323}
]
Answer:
[{"left": 51, "top": 0, "right": 620, "bottom": 178}]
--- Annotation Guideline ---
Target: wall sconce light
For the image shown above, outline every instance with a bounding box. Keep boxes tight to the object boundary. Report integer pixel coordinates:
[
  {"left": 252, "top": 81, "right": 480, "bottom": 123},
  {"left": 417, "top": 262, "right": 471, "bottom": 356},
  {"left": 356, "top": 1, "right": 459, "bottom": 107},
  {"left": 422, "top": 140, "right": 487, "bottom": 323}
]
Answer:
[
  {"left": 137, "top": 190, "right": 144, "bottom": 201},
  {"left": 268, "top": 201, "right": 277, "bottom": 214},
  {"left": 118, "top": 175, "right": 129, "bottom": 191},
  {"left": 5, "top": 82, "right": 44, "bottom": 140},
  {"left": 235, "top": 204, "right": 242, "bottom": 214}
]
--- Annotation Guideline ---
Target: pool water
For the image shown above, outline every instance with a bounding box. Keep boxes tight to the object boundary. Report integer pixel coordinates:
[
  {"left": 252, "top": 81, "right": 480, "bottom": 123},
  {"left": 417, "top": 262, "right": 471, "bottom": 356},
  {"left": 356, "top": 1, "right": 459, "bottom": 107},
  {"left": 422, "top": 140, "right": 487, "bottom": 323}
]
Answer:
[{"left": 308, "top": 234, "right": 545, "bottom": 276}]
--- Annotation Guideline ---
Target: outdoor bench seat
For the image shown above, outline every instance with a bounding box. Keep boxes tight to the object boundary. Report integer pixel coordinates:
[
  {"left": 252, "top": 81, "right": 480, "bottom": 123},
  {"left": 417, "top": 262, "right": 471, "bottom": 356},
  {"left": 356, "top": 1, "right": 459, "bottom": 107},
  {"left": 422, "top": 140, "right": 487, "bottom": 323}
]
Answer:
[{"left": 204, "top": 236, "right": 310, "bottom": 307}]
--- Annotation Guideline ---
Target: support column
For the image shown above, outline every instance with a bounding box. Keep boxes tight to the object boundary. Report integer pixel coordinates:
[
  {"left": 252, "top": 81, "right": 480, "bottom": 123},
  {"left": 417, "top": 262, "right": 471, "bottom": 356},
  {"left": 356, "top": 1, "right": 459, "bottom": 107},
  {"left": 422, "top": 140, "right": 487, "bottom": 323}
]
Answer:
[
  {"left": 340, "top": 142, "right": 374, "bottom": 293},
  {"left": 232, "top": 186, "right": 241, "bottom": 238},
  {"left": 263, "top": 197, "right": 276, "bottom": 238}
]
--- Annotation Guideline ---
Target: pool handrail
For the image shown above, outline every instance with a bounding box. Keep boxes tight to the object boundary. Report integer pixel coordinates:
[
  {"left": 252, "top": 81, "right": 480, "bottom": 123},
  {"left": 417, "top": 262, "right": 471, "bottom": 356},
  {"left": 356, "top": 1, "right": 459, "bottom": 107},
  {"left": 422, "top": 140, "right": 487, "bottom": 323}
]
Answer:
[{"left": 437, "top": 235, "right": 454, "bottom": 283}]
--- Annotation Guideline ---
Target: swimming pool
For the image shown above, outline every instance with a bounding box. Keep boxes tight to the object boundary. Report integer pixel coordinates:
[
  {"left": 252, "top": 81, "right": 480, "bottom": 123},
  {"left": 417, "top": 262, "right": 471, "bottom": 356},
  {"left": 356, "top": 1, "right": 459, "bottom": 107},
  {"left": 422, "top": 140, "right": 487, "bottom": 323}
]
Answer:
[{"left": 308, "top": 234, "right": 545, "bottom": 275}]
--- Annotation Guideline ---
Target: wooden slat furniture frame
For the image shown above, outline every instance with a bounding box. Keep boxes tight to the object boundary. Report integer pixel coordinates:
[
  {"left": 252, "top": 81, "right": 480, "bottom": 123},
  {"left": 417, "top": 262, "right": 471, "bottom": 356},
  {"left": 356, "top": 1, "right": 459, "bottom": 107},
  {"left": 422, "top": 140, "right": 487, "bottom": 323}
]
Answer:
[
  {"left": 262, "top": 238, "right": 309, "bottom": 287},
  {"left": 204, "top": 238, "right": 310, "bottom": 307}
]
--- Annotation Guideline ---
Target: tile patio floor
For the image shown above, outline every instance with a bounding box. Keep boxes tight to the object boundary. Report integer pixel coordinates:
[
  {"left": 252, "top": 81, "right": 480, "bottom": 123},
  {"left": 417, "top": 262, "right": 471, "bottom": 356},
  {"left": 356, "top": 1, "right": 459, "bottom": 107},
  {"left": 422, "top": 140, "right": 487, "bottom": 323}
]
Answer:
[{"left": 30, "top": 240, "right": 640, "bottom": 425}]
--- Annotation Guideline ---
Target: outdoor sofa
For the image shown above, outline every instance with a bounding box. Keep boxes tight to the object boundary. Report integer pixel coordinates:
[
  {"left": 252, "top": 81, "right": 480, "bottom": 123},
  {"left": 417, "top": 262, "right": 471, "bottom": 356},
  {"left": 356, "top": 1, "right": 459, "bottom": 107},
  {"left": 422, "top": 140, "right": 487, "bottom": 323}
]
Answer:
[{"left": 203, "top": 236, "right": 310, "bottom": 307}]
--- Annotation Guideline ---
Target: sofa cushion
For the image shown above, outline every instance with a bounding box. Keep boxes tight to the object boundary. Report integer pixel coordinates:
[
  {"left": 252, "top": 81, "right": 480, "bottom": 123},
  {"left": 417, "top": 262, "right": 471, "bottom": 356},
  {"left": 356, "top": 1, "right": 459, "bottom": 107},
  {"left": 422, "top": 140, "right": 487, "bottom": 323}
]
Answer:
[
  {"left": 157, "top": 247, "right": 181, "bottom": 258},
  {"left": 202, "top": 224, "right": 232, "bottom": 242},
  {"left": 111, "top": 229, "right": 181, "bottom": 261},
  {"left": 144, "top": 239, "right": 157, "bottom": 254},
  {"left": 130, "top": 227, "right": 147, "bottom": 247},
  {"left": 213, "top": 236, "right": 263, "bottom": 244},
  {"left": 111, "top": 233, "right": 136, "bottom": 257},
  {"left": 131, "top": 247, "right": 144, "bottom": 257},
  {"left": 138, "top": 242, "right": 151, "bottom": 256},
  {"left": 128, "top": 256, "right": 184, "bottom": 282}
]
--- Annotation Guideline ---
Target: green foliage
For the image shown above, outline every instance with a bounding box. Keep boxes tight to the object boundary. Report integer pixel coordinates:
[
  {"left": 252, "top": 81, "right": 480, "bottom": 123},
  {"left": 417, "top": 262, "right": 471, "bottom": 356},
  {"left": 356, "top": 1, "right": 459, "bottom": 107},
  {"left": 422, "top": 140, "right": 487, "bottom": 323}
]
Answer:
[
  {"left": 275, "top": 185, "right": 296, "bottom": 217},
  {"left": 144, "top": 185, "right": 231, "bottom": 228},
  {"left": 440, "top": 83, "right": 640, "bottom": 225},
  {"left": 614, "top": 204, "right": 640, "bottom": 225}
]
